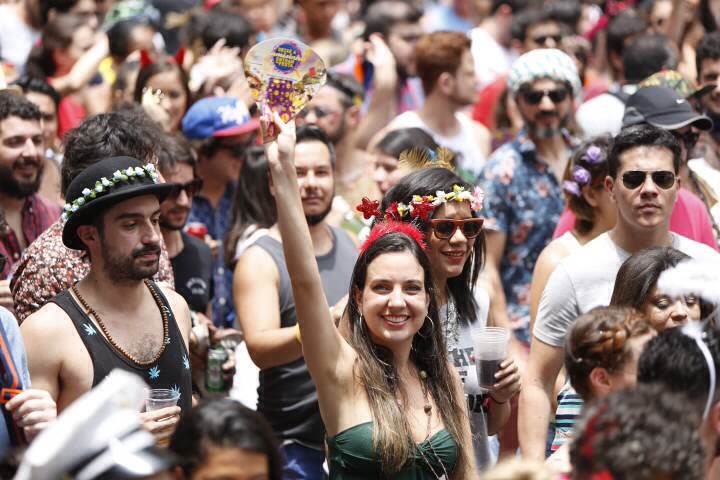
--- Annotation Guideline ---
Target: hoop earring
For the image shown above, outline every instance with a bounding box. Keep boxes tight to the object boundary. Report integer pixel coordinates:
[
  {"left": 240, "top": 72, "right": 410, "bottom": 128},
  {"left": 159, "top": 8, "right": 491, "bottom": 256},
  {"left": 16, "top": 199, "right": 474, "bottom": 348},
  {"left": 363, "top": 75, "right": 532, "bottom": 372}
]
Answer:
[{"left": 425, "top": 315, "right": 435, "bottom": 331}]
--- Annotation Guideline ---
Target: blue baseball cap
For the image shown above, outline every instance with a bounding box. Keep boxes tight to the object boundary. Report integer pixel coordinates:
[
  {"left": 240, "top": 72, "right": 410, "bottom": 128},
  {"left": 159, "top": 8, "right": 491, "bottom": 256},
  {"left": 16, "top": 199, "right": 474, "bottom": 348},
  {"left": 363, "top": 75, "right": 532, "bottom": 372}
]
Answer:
[{"left": 182, "top": 97, "right": 259, "bottom": 140}]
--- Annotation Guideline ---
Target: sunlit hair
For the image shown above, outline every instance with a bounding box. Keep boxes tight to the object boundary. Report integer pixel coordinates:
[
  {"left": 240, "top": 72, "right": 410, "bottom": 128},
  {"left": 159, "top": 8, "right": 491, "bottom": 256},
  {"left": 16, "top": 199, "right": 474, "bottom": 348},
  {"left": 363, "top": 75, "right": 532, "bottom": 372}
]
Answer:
[
  {"left": 380, "top": 168, "right": 485, "bottom": 325},
  {"left": 565, "top": 306, "right": 653, "bottom": 401},
  {"left": 346, "top": 232, "right": 471, "bottom": 477}
]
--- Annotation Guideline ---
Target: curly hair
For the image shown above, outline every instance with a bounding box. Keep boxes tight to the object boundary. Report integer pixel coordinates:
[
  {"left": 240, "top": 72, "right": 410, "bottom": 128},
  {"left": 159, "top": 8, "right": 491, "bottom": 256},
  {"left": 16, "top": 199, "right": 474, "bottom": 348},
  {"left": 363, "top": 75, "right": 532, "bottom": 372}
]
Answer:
[
  {"left": 570, "top": 383, "right": 705, "bottom": 480},
  {"left": 565, "top": 306, "right": 653, "bottom": 401},
  {"left": 62, "top": 106, "right": 164, "bottom": 195}
]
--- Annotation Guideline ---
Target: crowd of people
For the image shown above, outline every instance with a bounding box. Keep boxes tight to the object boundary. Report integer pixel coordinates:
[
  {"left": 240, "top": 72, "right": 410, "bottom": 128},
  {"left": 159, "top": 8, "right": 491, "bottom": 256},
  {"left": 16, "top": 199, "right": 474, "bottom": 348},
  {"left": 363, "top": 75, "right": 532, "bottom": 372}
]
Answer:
[{"left": 0, "top": 0, "right": 719, "bottom": 478}]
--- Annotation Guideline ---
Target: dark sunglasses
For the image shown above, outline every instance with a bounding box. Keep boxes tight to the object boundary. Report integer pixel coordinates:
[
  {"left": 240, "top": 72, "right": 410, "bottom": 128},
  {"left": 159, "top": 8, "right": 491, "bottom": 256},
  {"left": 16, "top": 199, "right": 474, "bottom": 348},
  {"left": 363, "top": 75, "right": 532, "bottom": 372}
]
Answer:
[
  {"left": 521, "top": 88, "right": 569, "bottom": 105},
  {"left": 621, "top": 170, "right": 676, "bottom": 190},
  {"left": 672, "top": 130, "right": 700, "bottom": 150},
  {"left": 214, "top": 141, "right": 253, "bottom": 159},
  {"left": 169, "top": 178, "right": 203, "bottom": 198},
  {"left": 430, "top": 218, "right": 484, "bottom": 240},
  {"left": 532, "top": 34, "right": 562, "bottom": 45},
  {"left": 298, "top": 106, "right": 341, "bottom": 119}
]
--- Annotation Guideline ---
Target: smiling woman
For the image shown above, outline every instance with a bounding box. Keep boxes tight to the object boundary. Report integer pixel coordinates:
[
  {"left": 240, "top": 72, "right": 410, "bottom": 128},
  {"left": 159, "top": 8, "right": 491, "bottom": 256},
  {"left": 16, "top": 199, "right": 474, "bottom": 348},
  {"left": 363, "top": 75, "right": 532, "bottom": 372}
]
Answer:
[
  {"left": 379, "top": 166, "right": 521, "bottom": 469},
  {"left": 262, "top": 114, "right": 478, "bottom": 479}
]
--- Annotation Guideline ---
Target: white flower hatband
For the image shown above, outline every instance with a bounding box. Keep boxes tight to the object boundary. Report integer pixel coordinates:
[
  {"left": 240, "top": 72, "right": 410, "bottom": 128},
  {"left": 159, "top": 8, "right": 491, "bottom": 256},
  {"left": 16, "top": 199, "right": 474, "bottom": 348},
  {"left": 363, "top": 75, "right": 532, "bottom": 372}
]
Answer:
[{"left": 61, "top": 164, "right": 159, "bottom": 221}]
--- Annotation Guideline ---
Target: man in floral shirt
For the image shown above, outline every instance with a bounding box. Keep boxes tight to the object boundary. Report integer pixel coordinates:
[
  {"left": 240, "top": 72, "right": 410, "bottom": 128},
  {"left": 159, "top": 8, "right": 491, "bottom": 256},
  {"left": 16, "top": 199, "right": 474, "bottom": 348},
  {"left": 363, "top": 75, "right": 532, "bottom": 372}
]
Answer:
[
  {"left": 477, "top": 48, "right": 580, "bottom": 348},
  {"left": 11, "top": 108, "right": 174, "bottom": 321}
]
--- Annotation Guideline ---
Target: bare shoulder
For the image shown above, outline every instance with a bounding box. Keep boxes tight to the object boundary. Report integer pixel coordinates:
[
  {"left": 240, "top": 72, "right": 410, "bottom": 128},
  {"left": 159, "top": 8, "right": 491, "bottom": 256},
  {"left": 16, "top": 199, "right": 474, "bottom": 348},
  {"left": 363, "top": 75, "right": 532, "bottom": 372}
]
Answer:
[
  {"left": 535, "top": 239, "right": 571, "bottom": 275},
  {"left": 234, "top": 245, "right": 278, "bottom": 284},
  {"left": 21, "top": 302, "right": 75, "bottom": 354}
]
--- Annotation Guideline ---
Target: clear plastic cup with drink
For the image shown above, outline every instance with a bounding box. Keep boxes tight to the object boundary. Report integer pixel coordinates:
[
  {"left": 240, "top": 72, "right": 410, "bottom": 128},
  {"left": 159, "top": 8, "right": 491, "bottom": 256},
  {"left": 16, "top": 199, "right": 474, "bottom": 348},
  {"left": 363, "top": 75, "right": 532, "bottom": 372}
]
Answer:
[
  {"left": 145, "top": 388, "right": 180, "bottom": 412},
  {"left": 473, "top": 327, "right": 510, "bottom": 391}
]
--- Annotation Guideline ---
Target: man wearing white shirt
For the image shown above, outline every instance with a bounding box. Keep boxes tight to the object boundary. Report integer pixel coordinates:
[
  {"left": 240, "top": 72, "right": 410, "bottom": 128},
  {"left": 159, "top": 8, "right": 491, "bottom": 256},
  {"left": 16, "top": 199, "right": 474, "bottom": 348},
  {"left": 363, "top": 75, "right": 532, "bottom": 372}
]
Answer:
[{"left": 519, "top": 124, "right": 720, "bottom": 461}]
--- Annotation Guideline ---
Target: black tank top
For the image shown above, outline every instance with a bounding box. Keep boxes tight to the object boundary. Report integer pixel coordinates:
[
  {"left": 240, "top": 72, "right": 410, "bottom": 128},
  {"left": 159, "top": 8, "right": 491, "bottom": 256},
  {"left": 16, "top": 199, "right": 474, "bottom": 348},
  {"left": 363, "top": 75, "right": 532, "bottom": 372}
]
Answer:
[{"left": 50, "top": 281, "right": 193, "bottom": 413}]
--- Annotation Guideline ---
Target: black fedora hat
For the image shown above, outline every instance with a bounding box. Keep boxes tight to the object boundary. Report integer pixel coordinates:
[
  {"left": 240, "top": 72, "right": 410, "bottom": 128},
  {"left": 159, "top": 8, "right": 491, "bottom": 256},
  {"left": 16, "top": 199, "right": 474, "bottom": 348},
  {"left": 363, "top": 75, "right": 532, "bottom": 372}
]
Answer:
[{"left": 62, "top": 156, "right": 174, "bottom": 250}]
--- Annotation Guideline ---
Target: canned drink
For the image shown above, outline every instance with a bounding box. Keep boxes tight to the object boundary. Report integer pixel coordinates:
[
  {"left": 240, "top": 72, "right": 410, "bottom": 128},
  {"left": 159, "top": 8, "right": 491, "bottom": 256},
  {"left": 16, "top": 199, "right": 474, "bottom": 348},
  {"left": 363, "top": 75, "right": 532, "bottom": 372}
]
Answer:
[
  {"left": 186, "top": 222, "right": 208, "bottom": 240},
  {"left": 206, "top": 346, "right": 228, "bottom": 393}
]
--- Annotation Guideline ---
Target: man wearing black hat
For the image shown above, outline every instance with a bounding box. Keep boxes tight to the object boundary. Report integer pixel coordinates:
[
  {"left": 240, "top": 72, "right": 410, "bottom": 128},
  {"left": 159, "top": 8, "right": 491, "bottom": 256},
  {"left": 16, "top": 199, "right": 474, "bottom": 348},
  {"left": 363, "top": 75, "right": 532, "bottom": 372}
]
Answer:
[
  {"left": 20, "top": 156, "right": 193, "bottom": 444},
  {"left": 622, "top": 85, "right": 719, "bottom": 247}
]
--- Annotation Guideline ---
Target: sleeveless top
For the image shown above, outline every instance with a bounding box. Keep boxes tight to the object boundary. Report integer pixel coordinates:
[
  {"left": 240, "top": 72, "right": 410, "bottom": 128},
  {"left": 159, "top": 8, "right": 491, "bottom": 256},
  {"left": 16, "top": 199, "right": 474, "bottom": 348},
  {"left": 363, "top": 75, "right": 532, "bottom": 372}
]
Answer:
[
  {"left": 252, "top": 226, "right": 357, "bottom": 448},
  {"left": 556, "top": 231, "right": 581, "bottom": 252},
  {"left": 327, "top": 422, "right": 458, "bottom": 479},
  {"left": 441, "top": 289, "right": 494, "bottom": 469},
  {"left": 50, "top": 281, "right": 193, "bottom": 414},
  {"left": 391, "top": 111, "right": 487, "bottom": 178}
]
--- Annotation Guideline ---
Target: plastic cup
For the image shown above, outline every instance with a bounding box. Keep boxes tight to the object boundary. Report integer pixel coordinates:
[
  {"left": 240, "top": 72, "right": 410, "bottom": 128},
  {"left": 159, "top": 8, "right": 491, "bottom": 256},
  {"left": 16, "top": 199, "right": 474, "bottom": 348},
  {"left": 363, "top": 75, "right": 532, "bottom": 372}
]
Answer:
[
  {"left": 473, "top": 327, "right": 510, "bottom": 390},
  {"left": 145, "top": 388, "right": 180, "bottom": 412}
]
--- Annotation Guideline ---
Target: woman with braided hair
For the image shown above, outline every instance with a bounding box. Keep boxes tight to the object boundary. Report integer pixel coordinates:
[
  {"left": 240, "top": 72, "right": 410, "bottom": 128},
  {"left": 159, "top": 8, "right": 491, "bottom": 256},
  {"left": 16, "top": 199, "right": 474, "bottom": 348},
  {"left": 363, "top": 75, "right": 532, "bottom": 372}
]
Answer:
[
  {"left": 545, "top": 306, "right": 656, "bottom": 475},
  {"left": 261, "top": 113, "right": 478, "bottom": 479}
]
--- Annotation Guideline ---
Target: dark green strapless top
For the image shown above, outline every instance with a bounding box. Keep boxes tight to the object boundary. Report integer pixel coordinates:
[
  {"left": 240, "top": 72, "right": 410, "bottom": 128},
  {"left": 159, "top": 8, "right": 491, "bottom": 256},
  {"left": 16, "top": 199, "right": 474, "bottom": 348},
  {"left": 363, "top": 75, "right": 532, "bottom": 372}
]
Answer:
[{"left": 327, "top": 422, "right": 458, "bottom": 479}]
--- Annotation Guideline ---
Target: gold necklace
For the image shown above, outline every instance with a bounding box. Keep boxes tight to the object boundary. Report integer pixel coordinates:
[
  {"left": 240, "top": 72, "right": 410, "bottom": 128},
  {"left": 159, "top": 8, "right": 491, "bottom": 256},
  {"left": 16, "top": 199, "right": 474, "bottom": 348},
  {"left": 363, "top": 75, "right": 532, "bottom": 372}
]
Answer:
[{"left": 72, "top": 280, "right": 169, "bottom": 366}]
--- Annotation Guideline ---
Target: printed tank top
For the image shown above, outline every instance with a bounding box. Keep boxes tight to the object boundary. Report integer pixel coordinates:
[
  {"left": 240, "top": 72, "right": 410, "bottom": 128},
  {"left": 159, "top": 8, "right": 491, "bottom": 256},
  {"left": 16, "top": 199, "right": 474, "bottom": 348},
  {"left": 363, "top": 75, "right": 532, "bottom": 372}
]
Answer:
[{"left": 51, "top": 281, "right": 193, "bottom": 413}]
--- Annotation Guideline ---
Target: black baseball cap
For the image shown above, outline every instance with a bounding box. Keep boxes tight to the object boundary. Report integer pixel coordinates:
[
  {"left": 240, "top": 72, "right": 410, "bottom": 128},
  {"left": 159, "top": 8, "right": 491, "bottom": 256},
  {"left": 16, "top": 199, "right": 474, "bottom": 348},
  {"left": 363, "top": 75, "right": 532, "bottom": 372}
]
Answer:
[{"left": 622, "top": 86, "right": 713, "bottom": 131}]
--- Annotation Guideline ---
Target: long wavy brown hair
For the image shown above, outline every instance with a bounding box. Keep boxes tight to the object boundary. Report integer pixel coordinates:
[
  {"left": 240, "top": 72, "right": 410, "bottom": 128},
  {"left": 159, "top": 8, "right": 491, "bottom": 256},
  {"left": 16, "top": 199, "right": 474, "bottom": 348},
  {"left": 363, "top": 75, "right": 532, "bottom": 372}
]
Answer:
[{"left": 345, "top": 231, "right": 471, "bottom": 477}]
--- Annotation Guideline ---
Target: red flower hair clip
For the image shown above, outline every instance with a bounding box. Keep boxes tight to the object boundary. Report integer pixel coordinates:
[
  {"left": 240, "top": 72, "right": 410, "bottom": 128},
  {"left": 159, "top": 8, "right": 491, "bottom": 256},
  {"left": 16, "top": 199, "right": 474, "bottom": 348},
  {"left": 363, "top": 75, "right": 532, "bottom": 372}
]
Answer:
[
  {"left": 360, "top": 221, "right": 427, "bottom": 254},
  {"left": 357, "top": 197, "right": 382, "bottom": 219}
]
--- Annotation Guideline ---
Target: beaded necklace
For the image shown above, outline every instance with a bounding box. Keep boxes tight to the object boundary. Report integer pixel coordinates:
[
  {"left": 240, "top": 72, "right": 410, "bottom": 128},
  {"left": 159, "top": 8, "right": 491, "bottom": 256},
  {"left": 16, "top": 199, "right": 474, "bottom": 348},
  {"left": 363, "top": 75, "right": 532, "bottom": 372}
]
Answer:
[{"left": 71, "top": 280, "right": 169, "bottom": 366}]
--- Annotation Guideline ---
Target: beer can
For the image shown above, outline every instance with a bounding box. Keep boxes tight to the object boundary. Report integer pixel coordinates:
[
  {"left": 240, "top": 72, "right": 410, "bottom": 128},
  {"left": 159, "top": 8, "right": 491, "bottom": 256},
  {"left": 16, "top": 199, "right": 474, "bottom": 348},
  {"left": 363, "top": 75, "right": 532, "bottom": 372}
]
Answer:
[{"left": 206, "top": 346, "right": 228, "bottom": 393}]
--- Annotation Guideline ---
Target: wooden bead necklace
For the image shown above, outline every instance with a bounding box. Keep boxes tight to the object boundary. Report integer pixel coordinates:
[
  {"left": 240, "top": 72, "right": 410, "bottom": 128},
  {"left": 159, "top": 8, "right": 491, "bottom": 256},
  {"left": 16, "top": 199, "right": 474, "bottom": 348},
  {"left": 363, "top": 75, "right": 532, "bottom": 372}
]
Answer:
[{"left": 72, "top": 279, "right": 169, "bottom": 366}]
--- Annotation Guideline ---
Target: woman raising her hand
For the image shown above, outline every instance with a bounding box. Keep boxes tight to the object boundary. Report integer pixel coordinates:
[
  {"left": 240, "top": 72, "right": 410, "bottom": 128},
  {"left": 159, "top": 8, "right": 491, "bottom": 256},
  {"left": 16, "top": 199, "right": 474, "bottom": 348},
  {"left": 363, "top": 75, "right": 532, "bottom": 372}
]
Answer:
[{"left": 262, "top": 112, "right": 477, "bottom": 479}]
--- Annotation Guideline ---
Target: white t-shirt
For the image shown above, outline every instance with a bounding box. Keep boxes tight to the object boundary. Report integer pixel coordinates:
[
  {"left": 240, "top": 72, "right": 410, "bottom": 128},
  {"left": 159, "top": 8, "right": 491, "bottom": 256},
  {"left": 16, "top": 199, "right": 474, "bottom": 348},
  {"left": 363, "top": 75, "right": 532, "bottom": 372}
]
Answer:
[
  {"left": 441, "top": 288, "right": 496, "bottom": 469},
  {"left": 0, "top": 5, "right": 39, "bottom": 74},
  {"left": 534, "top": 232, "right": 720, "bottom": 347}
]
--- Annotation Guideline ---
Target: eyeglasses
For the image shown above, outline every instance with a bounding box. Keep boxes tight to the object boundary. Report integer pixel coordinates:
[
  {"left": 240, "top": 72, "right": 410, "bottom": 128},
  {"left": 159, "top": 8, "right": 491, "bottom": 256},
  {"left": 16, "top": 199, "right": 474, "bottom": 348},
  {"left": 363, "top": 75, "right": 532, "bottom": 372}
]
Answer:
[
  {"left": 621, "top": 170, "right": 676, "bottom": 190},
  {"left": 430, "top": 218, "right": 484, "bottom": 240},
  {"left": 521, "top": 88, "right": 569, "bottom": 105},
  {"left": 672, "top": 129, "right": 699, "bottom": 150},
  {"left": 532, "top": 34, "right": 562, "bottom": 46},
  {"left": 298, "top": 106, "right": 341, "bottom": 119},
  {"left": 169, "top": 178, "right": 203, "bottom": 199}
]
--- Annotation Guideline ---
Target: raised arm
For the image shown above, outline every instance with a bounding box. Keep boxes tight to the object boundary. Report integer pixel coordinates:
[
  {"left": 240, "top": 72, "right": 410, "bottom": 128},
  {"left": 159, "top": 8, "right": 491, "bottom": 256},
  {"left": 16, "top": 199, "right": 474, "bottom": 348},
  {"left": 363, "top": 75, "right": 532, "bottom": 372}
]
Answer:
[{"left": 262, "top": 114, "right": 349, "bottom": 383}]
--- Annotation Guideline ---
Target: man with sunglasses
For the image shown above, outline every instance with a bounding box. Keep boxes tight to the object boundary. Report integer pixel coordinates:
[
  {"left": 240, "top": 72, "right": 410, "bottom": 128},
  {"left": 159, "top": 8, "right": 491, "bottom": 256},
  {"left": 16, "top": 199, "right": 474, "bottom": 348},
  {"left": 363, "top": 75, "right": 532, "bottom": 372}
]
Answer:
[
  {"left": 156, "top": 135, "right": 212, "bottom": 319},
  {"left": 521, "top": 124, "right": 720, "bottom": 461},
  {"left": 621, "top": 85, "right": 718, "bottom": 249},
  {"left": 478, "top": 48, "right": 581, "bottom": 355},
  {"left": 182, "top": 96, "right": 259, "bottom": 328}
]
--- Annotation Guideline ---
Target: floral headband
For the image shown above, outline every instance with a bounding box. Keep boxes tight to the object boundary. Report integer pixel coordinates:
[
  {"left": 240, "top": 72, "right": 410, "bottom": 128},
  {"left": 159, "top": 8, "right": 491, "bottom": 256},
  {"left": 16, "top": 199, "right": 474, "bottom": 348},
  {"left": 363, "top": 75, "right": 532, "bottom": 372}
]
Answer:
[
  {"left": 357, "top": 185, "right": 485, "bottom": 222},
  {"left": 563, "top": 145, "right": 604, "bottom": 198},
  {"left": 61, "top": 164, "right": 160, "bottom": 221}
]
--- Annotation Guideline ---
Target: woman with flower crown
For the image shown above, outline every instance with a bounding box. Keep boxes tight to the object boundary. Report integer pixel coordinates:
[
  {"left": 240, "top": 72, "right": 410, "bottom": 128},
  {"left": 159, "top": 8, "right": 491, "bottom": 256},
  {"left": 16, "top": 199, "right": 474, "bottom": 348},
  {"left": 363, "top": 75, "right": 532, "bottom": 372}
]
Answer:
[
  {"left": 261, "top": 113, "right": 478, "bottom": 479},
  {"left": 371, "top": 162, "right": 521, "bottom": 470}
]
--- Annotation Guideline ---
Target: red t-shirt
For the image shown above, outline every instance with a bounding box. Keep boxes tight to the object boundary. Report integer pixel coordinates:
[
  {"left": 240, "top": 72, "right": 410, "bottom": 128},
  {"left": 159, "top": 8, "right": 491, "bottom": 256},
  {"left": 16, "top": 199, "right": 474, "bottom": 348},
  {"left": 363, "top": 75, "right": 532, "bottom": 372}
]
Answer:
[{"left": 552, "top": 188, "right": 719, "bottom": 251}]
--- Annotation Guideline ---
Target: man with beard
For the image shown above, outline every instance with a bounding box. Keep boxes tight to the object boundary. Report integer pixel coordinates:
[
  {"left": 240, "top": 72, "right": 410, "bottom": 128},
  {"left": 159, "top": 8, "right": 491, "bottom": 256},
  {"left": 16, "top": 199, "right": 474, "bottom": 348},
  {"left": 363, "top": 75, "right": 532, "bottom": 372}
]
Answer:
[
  {"left": 182, "top": 96, "right": 259, "bottom": 328},
  {"left": 296, "top": 72, "right": 379, "bottom": 215},
  {"left": 380, "top": 30, "right": 491, "bottom": 178},
  {"left": 20, "top": 156, "right": 193, "bottom": 444},
  {"left": 478, "top": 48, "right": 581, "bottom": 351},
  {"left": 233, "top": 125, "right": 356, "bottom": 478},
  {"left": 0, "top": 92, "right": 59, "bottom": 287},
  {"left": 156, "top": 135, "right": 212, "bottom": 318}
]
